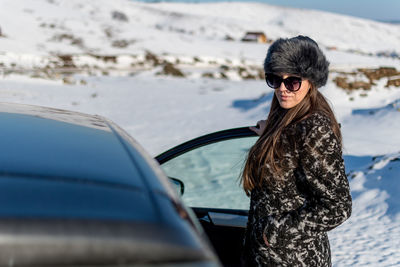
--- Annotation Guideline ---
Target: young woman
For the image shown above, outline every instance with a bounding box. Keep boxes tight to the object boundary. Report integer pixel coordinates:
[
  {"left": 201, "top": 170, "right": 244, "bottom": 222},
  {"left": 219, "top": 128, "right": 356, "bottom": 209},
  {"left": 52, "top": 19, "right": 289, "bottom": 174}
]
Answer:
[{"left": 241, "top": 36, "right": 352, "bottom": 266}]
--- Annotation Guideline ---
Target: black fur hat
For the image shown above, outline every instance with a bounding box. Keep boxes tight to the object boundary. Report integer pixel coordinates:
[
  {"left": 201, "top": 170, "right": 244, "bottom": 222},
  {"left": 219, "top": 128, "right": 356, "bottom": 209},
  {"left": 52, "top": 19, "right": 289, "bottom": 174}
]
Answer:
[{"left": 264, "top": 36, "right": 329, "bottom": 88}]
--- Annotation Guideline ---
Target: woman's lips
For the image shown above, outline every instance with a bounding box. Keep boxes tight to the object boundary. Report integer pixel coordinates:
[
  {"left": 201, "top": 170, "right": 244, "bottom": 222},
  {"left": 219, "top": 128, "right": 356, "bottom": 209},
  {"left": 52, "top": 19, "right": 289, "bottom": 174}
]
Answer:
[{"left": 279, "top": 95, "right": 290, "bottom": 101}]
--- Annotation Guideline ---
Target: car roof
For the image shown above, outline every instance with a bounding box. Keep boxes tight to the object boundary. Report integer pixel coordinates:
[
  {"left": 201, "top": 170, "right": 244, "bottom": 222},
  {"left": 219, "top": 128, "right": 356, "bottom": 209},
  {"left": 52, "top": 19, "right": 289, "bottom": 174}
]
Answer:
[
  {"left": 0, "top": 103, "right": 145, "bottom": 189},
  {"left": 0, "top": 103, "right": 185, "bottom": 220}
]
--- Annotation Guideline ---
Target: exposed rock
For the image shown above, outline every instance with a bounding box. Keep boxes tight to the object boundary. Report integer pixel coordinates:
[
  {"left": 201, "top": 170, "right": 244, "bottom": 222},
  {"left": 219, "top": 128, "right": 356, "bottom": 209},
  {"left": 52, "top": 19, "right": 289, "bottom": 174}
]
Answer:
[
  {"left": 193, "top": 57, "right": 202, "bottom": 63},
  {"left": 237, "top": 67, "right": 257, "bottom": 80},
  {"left": 104, "top": 28, "right": 113, "bottom": 38},
  {"left": 242, "top": 73, "right": 256, "bottom": 80},
  {"left": 145, "top": 51, "right": 161, "bottom": 66},
  {"left": 333, "top": 77, "right": 371, "bottom": 90},
  {"left": 40, "top": 23, "right": 56, "bottom": 28},
  {"left": 58, "top": 55, "right": 76, "bottom": 68},
  {"left": 158, "top": 63, "right": 185, "bottom": 77},
  {"left": 257, "top": 69, "right": 265, "bottom": 80},
  {"left": 52, "top": 33, "right": 84, "bottom": 47},
  {"left": 112, "top": 11, "right": 129, "bottom": 22},
  {"left": 112, "top": 39, "right": 130, "bottom": 48},
  {"left": 358, "top": 67, "right": 400, "bottom": 82},
  {"left": 219, "top": 72, "right": 228, "bottom": 79},
  {"left": 88, "top": 54, "right": 117, "bottom": 64},
  {"left": 386, "top": 78, "right": 400, "bottom": 88},
  {"left": 237, "top": 66, "right": 246, "bottom": 75},
  {"left": 62, "top": 76, "right": 75, "bottom": 84},
  {"left": 333, "top": 67, "right": 400, "bottom": 90},
  {"left": 202, "top": 72, "right": 214, "bottom": 78},
  {"left": 220, "top": 65, "right": 230, "bottom": 71}
]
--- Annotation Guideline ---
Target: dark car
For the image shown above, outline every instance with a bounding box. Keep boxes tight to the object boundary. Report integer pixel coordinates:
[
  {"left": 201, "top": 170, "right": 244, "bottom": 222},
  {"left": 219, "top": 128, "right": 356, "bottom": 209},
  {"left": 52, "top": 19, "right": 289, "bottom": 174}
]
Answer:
[{"left": 0, "top": 103, "right": 221, "bottom": 266}]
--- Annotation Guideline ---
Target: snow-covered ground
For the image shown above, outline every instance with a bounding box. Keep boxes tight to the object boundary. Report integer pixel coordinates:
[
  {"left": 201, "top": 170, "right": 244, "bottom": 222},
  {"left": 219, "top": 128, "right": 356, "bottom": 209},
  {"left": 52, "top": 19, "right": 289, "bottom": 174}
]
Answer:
[{"left": 1, "top": 0, "right": 400, "bottom": 266}]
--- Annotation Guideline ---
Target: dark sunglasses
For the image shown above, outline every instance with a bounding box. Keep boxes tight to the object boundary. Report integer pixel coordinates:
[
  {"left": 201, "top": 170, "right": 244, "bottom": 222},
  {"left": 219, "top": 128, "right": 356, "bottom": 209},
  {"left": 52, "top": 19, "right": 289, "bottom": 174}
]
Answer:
[{"left": 265, "top": 73, "right": 303, "bottom": 92}]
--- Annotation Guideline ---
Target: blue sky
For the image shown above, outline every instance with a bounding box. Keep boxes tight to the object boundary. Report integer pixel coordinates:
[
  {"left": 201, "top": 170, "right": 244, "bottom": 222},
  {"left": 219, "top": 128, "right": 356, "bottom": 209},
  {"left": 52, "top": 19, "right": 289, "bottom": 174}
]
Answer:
[
  {"left": 257, "top": 0, "right": 400, "bottom": 22},
  {"left": 136, "top": 0, "right": 400, "bottom": 22}
]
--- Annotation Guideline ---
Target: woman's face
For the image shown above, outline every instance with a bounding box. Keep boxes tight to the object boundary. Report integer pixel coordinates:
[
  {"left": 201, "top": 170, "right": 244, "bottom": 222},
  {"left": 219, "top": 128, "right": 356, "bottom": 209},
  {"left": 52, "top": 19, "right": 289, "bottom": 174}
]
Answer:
[{"left": 274, "top": 74, "right": 311, "bottom": 109}]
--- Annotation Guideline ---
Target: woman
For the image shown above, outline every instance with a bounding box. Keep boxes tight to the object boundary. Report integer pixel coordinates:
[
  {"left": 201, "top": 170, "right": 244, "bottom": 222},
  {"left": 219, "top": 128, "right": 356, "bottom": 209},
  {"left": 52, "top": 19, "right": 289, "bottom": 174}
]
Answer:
[{"left": 241, "top": 36, "right": 352, "bottom": 266}]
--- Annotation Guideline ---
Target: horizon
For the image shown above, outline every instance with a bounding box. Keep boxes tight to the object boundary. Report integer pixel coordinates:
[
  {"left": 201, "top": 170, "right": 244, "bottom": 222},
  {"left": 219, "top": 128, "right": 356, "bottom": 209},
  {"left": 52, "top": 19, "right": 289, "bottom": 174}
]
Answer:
[{"left": 132, "top": 0, "right": 400, "bottom": 23}]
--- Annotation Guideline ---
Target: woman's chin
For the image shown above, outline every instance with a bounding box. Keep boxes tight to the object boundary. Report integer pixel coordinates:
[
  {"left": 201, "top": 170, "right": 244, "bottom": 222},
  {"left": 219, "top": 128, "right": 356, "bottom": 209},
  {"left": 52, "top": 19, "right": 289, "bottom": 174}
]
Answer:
[{"left": 279, "top": 101, "right": 295, "bottom": 109}]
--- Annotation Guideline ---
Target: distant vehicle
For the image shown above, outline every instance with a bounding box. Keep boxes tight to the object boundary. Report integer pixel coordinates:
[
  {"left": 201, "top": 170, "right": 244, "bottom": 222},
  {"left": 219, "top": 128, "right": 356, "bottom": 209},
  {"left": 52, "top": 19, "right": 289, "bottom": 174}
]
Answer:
[{"left": 0, "top": 103, "right": 220, "bottom": 266}]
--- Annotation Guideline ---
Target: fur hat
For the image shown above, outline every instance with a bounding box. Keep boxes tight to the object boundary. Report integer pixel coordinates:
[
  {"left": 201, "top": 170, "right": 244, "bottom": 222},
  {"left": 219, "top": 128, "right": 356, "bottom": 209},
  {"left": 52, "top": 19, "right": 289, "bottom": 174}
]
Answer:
[{"left": 264, "top": 36, "right": 329, "bottom": 88}]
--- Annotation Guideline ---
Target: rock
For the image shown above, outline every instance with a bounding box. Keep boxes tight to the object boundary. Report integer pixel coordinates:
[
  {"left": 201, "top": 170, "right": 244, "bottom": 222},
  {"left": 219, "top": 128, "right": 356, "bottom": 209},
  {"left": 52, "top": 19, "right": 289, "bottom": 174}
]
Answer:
[
  {"left": 224, "top": 35, "right": 234, "bottom": 41},
  {"left": 158, "top": 63, "right": 185, "bottom": 77},
  {"left": 202, "top": 72, "right": 214, "bottom": 78},
  {"left": 58, "top": 55, "right": 76, "bottom": 68},
  {"left": 63, "top": 76, "right": 75, "bottom": 84},
  {"left": 193, "top": 57, "right": 202, "bottom": 63},
  {"left": 52, "top": 34, "right": 84, "bottom": 48},
  {"left": 219, "top": 72, "right": 228, "bottom": 79},
  {"left": 112, "top": 39, "right": 130, "bottom": 48},
  {"left": 333, "top": 77, "right": 371, "bottom": 90},
  {"left": 386, "top": 78, "right": 400, "bottom": 88},
  {"left": 333, "top": 67, "right": 400, "bottom": 90},
  {"left": 220, "top": 65, "right": 230, "bottom": 71},
  {"left": 145, "top": 51, "right": 163, "bottom": 67},
  {"left": 358, "top": 67, "right": 400, "bottom": 82},
  {"left": 112, "top": 11, "right": 129, "bottom": 22}
]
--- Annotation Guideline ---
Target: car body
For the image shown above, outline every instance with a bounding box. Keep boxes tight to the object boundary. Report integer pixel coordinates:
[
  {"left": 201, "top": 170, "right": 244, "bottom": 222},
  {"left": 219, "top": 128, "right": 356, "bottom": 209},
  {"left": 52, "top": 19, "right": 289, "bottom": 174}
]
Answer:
[{"left": 0, "top": 102, "right": 220, "bottom": 266}]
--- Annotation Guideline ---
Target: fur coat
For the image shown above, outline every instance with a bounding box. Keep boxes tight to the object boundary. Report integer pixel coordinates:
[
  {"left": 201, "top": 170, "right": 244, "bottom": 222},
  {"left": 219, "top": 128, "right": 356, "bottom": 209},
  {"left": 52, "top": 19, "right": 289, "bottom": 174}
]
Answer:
[{"left": 242, "top": 112, "right": 352, "bottom": 266}]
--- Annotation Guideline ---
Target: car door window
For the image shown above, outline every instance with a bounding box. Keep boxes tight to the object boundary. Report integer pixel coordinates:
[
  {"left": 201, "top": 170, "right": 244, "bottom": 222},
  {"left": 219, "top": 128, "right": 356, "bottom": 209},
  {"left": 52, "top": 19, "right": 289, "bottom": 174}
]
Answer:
[{"left": 161, "top": 136, "right": 257, "bottom": 210}]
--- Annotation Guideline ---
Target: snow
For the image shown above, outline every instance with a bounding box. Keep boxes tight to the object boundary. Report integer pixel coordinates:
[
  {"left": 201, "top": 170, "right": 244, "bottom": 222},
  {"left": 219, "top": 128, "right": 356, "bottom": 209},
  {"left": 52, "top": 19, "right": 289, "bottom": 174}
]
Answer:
[
  {"left": 1, "top": 0, "right": 400, "bottom": 266},
  {"left": 333, "top": 153, "right": 400, "bottom": 266}
]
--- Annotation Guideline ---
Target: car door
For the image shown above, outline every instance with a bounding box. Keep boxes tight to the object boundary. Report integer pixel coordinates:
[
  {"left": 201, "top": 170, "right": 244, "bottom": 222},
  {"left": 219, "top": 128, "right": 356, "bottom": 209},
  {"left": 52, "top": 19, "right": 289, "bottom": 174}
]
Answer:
[{"left": 155, "top": 127, "right": 258, "bottom": 267}]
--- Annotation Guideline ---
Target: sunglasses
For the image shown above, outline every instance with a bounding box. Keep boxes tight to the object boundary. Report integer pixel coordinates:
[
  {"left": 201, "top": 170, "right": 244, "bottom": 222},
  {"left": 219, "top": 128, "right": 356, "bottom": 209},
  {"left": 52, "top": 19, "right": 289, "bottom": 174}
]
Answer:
[{"left": 265, "top": 73, "right": 303, "bottom": 92}]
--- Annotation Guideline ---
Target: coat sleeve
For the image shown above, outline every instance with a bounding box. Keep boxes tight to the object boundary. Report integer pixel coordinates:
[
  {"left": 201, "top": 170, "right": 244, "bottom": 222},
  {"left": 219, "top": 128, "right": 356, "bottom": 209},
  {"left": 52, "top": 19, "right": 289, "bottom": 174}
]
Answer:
[{"left": 263, "top": 115, "right": 352, "bottom": 245}]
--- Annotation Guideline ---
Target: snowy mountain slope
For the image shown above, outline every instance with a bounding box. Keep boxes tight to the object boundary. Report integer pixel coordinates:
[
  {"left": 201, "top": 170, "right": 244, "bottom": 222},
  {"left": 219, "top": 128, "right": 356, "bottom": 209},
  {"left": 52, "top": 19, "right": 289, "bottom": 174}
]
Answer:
[
  {"left": 142, "top": 1, "right": 400, "bottom": 54},
  {"left": 0, "top": 0, "right": 400, "bottom": 58},
  {"left": 1, "top": 0, "right": 400, "bottom": 91}
]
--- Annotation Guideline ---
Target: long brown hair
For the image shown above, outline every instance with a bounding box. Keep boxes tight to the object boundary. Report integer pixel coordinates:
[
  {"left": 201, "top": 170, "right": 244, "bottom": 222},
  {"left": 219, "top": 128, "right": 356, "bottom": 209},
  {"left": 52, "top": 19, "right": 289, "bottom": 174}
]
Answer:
[{"left": 241, "top": 85, "right": 341, "bottom": 196}]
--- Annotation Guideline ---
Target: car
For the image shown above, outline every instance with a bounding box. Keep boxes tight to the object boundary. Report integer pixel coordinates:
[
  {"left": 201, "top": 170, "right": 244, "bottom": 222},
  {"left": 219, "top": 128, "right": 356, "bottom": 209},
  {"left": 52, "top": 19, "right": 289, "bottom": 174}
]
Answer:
[{"left": 0, "top": 102, "right": 221, "bottom": 266}]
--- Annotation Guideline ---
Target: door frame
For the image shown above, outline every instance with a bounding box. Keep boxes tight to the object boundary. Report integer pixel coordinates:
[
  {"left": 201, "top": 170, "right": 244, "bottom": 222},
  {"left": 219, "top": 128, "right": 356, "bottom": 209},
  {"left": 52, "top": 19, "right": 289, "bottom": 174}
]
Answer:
[{"left": 155, "top": 127, "right": 257, "bottom": 164}]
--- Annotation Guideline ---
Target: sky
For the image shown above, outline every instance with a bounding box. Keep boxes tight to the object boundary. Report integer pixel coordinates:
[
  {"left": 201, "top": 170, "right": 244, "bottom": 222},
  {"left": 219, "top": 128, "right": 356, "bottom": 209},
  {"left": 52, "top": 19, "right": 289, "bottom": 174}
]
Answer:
[
  {"left": 135, "top": 0, "right": 400, "bottom": 22},
  {"left": 257, "top": 0, "right": 400, "bottom": 22}
]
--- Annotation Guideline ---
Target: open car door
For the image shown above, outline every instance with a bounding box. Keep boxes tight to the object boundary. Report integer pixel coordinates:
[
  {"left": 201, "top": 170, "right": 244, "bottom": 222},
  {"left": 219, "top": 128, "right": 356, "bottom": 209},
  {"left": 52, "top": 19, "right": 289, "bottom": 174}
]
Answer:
[{"left": 156, "top": 127, "right": 258, "bottom": 267}]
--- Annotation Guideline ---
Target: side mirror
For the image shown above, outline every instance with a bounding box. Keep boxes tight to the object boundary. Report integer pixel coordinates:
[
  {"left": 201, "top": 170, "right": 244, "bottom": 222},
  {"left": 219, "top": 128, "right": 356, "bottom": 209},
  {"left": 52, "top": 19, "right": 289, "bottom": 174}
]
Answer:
[{"left": 169, "top": 177, "right": 185, "bottom": 196}]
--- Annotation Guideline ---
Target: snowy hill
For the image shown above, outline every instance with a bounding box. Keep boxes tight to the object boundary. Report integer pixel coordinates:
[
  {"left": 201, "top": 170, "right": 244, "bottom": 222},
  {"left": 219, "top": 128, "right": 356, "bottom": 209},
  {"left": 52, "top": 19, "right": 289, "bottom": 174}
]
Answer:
[
  {"left": 1, "top": 0, "right": 400, "bottom": 88},
  {"left": 1, "top": 0, "right": 400, "bottom": 58},
  {"left": 1, "top": 1, "right": 400, "bottom": 266}
]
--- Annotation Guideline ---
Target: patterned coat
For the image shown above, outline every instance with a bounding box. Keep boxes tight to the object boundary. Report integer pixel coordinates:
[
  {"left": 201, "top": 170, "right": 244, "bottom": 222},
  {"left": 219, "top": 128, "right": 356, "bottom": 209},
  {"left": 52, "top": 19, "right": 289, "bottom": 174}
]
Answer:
[{"left": 242, "top": 112, "right": 352, "bottom": 267}]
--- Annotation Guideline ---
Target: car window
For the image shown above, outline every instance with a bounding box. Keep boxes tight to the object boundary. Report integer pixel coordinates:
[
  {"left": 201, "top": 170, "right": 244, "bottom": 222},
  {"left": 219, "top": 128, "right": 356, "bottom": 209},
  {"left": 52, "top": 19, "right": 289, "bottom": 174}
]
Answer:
[{"left": 161, "top": 136, "right": 257, "bottom": 210}]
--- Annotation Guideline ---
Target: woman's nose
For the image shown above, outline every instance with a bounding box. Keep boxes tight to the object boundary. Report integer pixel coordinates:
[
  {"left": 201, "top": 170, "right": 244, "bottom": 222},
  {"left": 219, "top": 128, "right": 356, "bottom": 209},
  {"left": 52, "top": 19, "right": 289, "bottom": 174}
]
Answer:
[{"left": 278, "top": 81, "right": 287, "bottom": 92}]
